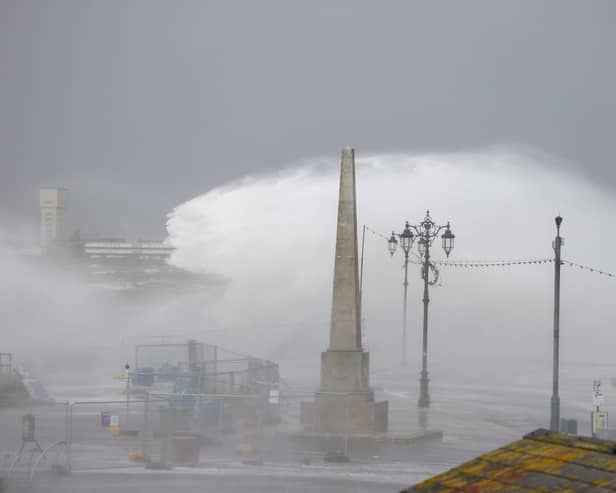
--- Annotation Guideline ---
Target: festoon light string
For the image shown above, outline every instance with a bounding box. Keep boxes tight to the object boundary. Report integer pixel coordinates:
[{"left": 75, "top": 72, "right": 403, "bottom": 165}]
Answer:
[
  {"left": 365, "top": 225, "right": 616, "bottom": 277},
  {"left": 562, "top": 260, "right": 616, "bottom": 278}
]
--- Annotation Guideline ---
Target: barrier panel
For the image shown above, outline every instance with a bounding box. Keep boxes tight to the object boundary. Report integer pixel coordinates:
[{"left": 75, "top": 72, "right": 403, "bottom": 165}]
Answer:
[
  {"left": 0, "top": 388, "right": 364, "bottom": 475},
  {"left": 66, "top": 399, "right": 149, "bottom": 470},
  {"left": 0, "top": 402, "right": 68, "bottom": 480},
  {"left": 64, "top": 392, "right": 273, "bottom": 471}
]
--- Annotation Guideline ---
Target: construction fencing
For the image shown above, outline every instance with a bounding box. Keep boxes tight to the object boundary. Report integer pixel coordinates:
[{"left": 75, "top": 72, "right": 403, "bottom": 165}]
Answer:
[
  {"left": 133, "top": 341, "right": 280, "bottom": 397},
  {"left": 0, "top": 387, "right": 377, "bottom": 481},
  {"left": 0, "top": 390, "right": 279, "bottom": 478}
]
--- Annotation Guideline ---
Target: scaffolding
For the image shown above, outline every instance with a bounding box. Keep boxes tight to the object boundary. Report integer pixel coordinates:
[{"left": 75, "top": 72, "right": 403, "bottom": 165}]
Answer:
[
  {"left": 129, "top": 338, "right": 279, "bottom": 398},
  {"left": 0, "top": 353, "right": 12, "bottom": 375}
]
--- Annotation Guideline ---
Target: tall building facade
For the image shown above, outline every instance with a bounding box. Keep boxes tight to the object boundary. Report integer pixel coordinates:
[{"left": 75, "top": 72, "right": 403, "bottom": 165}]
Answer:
[{"left": 39, "top": 188, "right": 68, "bottom": 248}]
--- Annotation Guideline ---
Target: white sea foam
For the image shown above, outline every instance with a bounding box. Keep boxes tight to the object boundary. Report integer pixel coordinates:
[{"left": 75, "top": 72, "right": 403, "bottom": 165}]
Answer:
[{"left": 166, "top": 149, "right": 616, "bottom": 374}]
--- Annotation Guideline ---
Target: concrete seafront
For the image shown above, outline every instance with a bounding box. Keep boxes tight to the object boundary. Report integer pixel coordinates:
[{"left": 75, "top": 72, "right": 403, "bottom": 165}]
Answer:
[{"left": 1, "top": 359, "right": 613, "bottom": 492}]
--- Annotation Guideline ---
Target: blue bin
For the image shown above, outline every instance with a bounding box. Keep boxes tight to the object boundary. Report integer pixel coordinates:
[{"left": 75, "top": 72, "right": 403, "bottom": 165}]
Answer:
[
  {"left": 101, "top": 412, "right": 111, "bottom": 428},
  {"left": 158, "top": 363, "right": 180, "bottom": 381},
  {"left": 133, "top": 367, "right": 155, "bottom": 387},
  {"left": 194, "top": 399, "right": 221, "bottom": 426},
  {"left": 173, "top": 375, "right": 200, "bottom": 394}
]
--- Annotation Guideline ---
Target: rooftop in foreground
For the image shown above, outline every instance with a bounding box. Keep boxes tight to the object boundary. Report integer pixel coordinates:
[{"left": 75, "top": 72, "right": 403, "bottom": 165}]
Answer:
[{"left": 404, "top": 428, "right": 616, "bottom": 492}]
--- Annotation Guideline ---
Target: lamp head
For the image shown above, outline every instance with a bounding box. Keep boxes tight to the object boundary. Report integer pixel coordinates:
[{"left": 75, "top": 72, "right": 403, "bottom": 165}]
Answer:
[
  {"left": 400, "top": 222, "right": 414, "bottom": 254},
  {"left": 417, "top": 237, "right": 427, "bottom": 257},
  {"left": 441, "top": 222, "right": 455, "bottom": 258},
  {"left": 387, "top": 232, "right": 398, "bottom": 256}
]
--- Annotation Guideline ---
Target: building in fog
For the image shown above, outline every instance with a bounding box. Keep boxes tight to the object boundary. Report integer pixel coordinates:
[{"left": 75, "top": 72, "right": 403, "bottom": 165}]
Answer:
[
  {"left": 76, "top": 237, "right": 218, "bottom": 293},
  {"left": 39, "top": 188, "right": 68, "bottom": 248},
  {"left": 77, "top": 237, "right": 189, "bottom": 291},
  {"left": 82, "top": 238, "right": 174, "bottom": 263},
  {"left": 35, "top": 187, "right": 218, "bottom": 293}
]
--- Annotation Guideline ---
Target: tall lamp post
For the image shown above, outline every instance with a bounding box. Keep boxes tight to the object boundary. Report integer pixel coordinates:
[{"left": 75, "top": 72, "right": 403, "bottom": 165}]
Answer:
[
  {"left": 389, "top": 211, "right": 455, "bottom": 408},
  {"left": 550, "top": 216, "right": 563, "bottom": 431},
  {"left": 387, "top": 222, "right": 414, "bottom": 366}
]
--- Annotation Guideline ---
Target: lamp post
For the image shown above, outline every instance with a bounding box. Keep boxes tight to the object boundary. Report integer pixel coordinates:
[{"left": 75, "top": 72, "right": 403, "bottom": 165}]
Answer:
[
  {"left": 389, "top": 211, "right": 454, "bottom": 408},
  {"left": 550, "top": 216, "right": 563, "bottom": 432},
  {"left": 388, "top": 223, "right": 413, "bottom": 366},
  {"left": 125, "top": 362, "right": 130, "bottom": 421}
]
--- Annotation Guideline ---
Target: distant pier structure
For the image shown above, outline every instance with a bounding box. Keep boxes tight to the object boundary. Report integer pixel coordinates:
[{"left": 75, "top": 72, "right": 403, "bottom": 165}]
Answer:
[
  {"left": 300, "top": 147, "right": 388, "bottom": 434},
  {"left": 33, "top": 187, "right": 211, "bottom": 292}
]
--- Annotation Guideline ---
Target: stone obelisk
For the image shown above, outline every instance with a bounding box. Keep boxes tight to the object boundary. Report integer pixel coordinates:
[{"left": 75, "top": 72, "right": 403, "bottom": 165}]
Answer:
[
  {"left": 301, "top": 147, "right": 387, "bottom": 434},
  {"left": 328, "top": 146, "right": 362, "bottom": 351}
]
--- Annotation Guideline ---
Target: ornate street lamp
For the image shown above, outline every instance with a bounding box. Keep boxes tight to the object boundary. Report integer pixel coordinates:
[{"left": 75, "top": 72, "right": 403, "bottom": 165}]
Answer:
[
  {"left": 388, "top": 211, "right": 454, "bottom": 408},
  {"left": 388, "top": 222, "right": 414, "bottom": 366}
]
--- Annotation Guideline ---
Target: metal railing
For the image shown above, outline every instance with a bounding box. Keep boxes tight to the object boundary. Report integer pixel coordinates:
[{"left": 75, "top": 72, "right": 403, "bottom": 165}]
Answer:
[{"left": 0, "top": 387, "right": 380, "bottom": 475}]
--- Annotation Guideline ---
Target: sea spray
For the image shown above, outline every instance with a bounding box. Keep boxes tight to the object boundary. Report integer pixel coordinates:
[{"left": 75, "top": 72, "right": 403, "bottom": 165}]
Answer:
[{"left": 166, "top": 149, "right": 616, "bottom": 377}]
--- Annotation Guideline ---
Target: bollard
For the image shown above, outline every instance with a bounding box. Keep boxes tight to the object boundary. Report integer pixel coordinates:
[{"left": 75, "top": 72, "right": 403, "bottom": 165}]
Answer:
[
  {"left": 109, "top": 415, "right": 121, "bottom": 437},
  {"left": 101, "top": 412, "right": 111, "bottom": 428}
]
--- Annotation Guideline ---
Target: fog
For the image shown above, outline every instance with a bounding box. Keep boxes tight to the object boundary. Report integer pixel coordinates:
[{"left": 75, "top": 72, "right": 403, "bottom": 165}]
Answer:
[
  {"left": 0, "top": 231, "right": 226, "bottom": 380},
  {"left": 2, "top": 147, "right": 614, "bottom": 387}
]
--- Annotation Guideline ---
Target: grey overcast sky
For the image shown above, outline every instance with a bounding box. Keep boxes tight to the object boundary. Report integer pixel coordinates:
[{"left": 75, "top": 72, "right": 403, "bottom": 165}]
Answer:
[{"left": 1, "top": 0, "right": 615, "bottom": 238}]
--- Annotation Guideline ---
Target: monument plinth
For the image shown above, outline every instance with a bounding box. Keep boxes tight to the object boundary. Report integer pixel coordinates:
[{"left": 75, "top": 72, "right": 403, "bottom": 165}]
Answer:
[{"left": 301, "top": 147, "right": 388, "bottom": 434}]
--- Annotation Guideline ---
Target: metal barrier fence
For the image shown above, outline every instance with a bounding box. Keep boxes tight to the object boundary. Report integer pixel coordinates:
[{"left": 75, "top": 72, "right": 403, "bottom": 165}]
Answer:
[
  {"left": 0, "top": 402, "right": 68, "bottom": 481},
  {"left": 132, "top": 340, "right": 279, "bottom": 398},
  {"left": 67, "top": 399, "right": 149, "bottom": 471},
  {"left": 1, "top": 390, "right": 277, "bottom": 476},
  {"left": 0, "top": 388, "right": 376, "bottom": 479}
]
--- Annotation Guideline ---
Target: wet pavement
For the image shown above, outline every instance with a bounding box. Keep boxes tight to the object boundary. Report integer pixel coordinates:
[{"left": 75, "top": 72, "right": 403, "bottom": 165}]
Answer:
[{"left": 2, "top": 359, "right": 615, "bottom": 492}]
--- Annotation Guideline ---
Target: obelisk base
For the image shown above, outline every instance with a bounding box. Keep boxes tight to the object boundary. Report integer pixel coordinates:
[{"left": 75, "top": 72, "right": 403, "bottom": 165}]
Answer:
[
  {"left": 300, "top": 350, "right": 388, "bottom": 434},
  {"left": 320, "top": 350, "right": 371, "bottom": 393}
]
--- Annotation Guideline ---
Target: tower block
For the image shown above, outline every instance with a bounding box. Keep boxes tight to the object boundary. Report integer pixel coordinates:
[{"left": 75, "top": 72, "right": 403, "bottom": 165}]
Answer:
[{"left": 301, "top": 147, "right": 388, "bottom": 434}]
